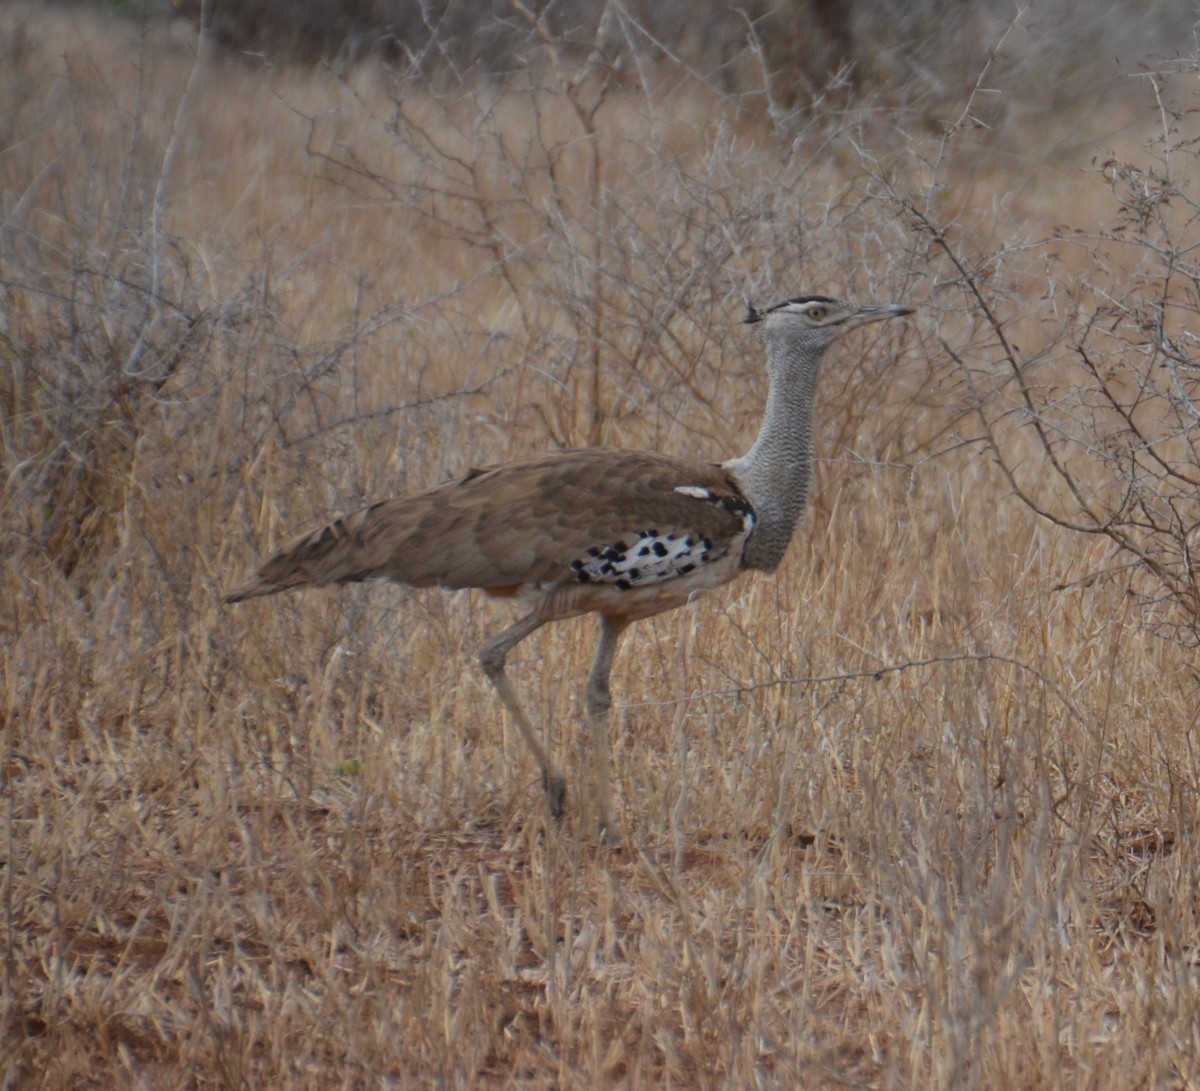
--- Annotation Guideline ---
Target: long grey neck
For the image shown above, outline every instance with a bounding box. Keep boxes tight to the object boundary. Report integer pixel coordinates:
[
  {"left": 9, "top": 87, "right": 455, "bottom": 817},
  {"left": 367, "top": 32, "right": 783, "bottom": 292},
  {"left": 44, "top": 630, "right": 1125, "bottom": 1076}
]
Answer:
[{"left": 723, "top": 336, "right": 823, "bottom": 571}]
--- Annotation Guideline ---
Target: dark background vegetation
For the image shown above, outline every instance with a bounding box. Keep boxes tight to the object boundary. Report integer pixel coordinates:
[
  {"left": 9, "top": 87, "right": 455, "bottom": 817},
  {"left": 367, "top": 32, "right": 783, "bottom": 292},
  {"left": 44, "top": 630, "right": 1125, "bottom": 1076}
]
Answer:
[{"left": 70, "top": 0, "right": 1200, "bottom": 108}]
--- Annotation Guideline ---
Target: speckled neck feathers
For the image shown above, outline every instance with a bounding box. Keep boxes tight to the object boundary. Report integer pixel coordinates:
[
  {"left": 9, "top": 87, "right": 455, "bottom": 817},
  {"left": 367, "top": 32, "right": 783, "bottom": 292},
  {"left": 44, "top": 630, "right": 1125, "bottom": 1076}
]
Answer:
[{"left": 724, "top": 328, "right": 823, "bottom": 571}]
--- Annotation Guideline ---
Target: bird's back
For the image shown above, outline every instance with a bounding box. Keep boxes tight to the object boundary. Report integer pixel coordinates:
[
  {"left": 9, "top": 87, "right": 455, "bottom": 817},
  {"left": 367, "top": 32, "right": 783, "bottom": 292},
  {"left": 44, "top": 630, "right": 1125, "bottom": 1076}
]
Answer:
[{"left": 225, "top": 448, "right": 756, "bottom": 612}]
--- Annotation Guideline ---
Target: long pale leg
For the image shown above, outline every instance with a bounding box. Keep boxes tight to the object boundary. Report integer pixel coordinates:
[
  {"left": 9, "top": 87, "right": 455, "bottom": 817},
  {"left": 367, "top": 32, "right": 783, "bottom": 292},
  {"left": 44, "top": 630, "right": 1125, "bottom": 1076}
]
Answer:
[
  {"left": 477, "top": 613, "right": 567, "bottom": 817},
  {"left": 584, "top": 617, "right": 626, "bottom": 840}
]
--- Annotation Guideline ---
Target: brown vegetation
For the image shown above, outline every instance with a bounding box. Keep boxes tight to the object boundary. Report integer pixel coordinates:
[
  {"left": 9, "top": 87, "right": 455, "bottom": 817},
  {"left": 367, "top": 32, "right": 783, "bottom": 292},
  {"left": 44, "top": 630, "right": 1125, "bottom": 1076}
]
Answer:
[{"left": 4, "top": 3, "right": 1200, "bottom": 1087}]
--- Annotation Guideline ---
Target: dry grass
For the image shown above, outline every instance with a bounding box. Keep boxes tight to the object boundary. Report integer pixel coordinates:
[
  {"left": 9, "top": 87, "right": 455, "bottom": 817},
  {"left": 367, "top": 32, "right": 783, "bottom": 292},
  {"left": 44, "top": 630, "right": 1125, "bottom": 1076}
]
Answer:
[{"left": 4, "top": 5, "right": 1200, "bottom": 1088}]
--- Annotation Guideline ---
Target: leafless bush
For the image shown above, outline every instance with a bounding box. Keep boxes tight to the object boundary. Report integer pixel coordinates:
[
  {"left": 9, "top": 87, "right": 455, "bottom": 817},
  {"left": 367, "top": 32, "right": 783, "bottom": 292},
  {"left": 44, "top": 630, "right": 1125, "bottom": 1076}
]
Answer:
[
  {"left": 876, "top": 54, "right": 1200, "bottom": 648},
  {"left": 293, "top": 0, "right": 930, "bottom": 469},
  {"left": 0, "top": 9, "right": 418, "bottom": 620}
]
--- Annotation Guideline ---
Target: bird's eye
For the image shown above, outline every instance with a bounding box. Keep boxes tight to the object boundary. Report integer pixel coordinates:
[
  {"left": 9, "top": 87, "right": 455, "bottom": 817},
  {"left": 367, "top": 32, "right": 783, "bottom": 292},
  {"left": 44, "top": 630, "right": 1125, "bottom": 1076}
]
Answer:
[{"left": 807, "top": 305, "right": 827, "bottom": 320}]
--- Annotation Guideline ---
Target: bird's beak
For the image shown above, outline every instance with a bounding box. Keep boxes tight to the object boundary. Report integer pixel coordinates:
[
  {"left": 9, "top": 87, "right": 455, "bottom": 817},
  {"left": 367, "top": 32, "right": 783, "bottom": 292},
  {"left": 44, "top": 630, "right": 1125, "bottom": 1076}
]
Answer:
[{"left": 852, "top": 303, "right": 914, "bottom": 325}]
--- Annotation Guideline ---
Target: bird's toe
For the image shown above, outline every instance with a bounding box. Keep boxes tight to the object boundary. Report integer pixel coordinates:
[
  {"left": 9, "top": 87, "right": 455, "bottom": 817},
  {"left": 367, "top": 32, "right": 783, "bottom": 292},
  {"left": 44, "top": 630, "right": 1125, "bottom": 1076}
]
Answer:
[{"left": 544, "top": 771, "right": 568, "bottom": 819}]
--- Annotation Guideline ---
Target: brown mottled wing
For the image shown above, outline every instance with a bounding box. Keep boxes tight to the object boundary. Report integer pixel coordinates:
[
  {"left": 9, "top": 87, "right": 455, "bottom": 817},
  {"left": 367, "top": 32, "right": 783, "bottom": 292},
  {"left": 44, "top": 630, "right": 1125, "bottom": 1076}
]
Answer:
[
  {"left": 403, "top": 449, "right": 753, "bottom": 590},
  {"left": 225, "top": 449, "right": 752, "bottom": 601}
]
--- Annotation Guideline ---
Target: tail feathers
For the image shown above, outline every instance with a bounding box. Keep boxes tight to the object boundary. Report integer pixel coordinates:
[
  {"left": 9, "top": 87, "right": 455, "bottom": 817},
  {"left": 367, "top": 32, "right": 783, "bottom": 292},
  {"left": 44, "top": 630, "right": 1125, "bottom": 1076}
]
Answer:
[
  {"left": 223, "top": 569, "right": 306, "bottom": 603},
  {"left": 224, "top": 504, "right": 392, "bottom": 604}
]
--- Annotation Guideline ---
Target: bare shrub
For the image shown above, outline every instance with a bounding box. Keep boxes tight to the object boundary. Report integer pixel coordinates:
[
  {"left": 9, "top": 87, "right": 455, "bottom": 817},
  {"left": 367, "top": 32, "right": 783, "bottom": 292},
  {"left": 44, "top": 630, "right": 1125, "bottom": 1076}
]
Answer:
[
  {"left": 876, "top": 55, "right": 1200, "bottom": 648},
  {"left": 295, "top": 3, "right": 929, "bottom": 464}
]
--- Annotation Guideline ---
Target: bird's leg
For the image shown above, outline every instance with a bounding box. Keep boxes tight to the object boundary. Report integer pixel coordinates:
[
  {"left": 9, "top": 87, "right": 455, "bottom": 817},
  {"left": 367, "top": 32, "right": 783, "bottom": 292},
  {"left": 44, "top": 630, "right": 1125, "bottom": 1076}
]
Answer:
[
  {"left": 477, "top": 613, "right": 567, "bottom": 818},
  {"left": 584, "top": 617, "right": 627, "bottom": 841}
]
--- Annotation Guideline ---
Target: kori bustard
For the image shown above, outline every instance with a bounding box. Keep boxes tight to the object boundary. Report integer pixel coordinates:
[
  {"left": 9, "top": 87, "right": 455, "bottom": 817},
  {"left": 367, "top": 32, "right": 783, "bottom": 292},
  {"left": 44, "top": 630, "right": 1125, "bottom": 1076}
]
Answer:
[{"left": 225, "top": 295, "right": 913, "bottom": 833}]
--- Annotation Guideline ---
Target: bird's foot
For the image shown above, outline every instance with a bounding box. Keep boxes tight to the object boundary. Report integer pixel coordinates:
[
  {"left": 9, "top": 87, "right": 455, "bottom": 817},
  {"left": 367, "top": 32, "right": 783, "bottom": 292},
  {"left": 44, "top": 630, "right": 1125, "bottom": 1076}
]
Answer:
[
  {"left": 596, "top": 821, "right": 623, "bottom": 851},
  {"left": 543, "top": 771, "right": 567, "bottom": 819}
]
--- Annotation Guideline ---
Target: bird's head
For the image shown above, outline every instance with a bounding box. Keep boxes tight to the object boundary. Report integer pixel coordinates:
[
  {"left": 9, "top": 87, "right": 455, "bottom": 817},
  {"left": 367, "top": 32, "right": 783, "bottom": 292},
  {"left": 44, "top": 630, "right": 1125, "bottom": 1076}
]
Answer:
[{"left": 744, "top": 294, "right": 913, "bottom": 348}]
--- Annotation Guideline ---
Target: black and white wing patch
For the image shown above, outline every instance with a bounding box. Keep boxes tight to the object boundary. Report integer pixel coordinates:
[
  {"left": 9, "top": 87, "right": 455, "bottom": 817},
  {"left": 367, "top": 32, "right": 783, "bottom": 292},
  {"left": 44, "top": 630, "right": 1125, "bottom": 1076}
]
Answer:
[{"left": 569, "top": 485, "right": 756, "bottom": 592}]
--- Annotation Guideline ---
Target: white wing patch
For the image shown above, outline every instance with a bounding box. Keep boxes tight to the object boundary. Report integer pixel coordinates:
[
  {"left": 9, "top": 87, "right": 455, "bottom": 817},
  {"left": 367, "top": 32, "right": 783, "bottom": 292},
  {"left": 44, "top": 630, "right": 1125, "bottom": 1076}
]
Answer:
[{"left": 675, "top": 484, "right": 757, "bottom": 535}]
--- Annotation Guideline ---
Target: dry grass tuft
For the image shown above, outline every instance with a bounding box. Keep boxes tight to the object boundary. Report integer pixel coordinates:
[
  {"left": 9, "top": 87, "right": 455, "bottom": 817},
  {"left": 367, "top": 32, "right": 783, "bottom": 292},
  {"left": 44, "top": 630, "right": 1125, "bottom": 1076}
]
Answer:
[{"left": 4, "top": 5, "right": 1200, "bottom": 1088}]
